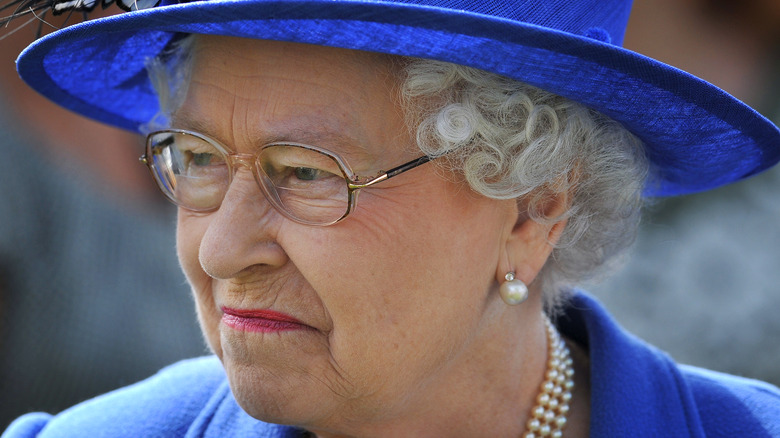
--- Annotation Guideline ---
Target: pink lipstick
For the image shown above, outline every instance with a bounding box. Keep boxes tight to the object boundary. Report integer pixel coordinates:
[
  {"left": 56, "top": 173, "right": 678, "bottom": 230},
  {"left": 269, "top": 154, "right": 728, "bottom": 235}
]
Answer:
[{"left": 221, "top": 307, "right": 308, "bottom": 333}]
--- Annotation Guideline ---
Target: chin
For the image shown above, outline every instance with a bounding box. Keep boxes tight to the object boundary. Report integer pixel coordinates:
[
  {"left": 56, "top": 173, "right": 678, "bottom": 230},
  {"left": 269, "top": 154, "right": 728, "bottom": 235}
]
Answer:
[{"left": 224, "top": 358, "right": 331, "bottom": 427}]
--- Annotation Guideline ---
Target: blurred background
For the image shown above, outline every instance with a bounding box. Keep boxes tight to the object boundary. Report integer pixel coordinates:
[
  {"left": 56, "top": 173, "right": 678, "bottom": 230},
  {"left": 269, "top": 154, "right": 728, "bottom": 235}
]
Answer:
[
  {"left": 0, "top": 0, "right": 778, "bottom": 429},
  {"left": 592, "top": 0, "right": 780, "bottom": 386},
  {"left": 0, "top": 8, "right": 204, "bottom": 429}
]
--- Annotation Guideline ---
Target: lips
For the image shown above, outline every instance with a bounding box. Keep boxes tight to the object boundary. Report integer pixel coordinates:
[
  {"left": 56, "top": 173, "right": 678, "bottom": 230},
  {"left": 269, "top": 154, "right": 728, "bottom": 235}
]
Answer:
[{"left": 221, "top": 307, "right": 309, "bottom": 333}]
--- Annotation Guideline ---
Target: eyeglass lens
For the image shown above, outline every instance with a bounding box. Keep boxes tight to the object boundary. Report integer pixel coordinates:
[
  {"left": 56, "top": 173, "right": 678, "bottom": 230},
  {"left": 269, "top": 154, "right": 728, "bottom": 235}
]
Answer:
[{"left": 146, "top": 131, "right": 351, "bottom": 225}]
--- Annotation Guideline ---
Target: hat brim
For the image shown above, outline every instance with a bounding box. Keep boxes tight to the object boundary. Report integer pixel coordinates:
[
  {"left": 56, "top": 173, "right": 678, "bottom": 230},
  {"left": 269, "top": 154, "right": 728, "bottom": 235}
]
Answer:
[{"left": 16, "top": 0, "right": 780, "bottom": 196}]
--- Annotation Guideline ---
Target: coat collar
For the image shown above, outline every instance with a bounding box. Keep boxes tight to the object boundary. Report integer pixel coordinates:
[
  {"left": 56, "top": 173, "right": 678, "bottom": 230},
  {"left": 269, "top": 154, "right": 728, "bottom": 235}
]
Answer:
[{"left": 560, "top": 292, "right": 706, "bottom": 437}]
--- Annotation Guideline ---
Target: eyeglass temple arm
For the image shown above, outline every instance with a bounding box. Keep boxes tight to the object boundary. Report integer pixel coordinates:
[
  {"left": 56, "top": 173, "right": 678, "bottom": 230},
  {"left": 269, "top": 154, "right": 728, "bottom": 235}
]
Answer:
[
  {"left": 386, "top": 155, "right": 432, "bottom": 178},
  {"left": 350, "top": 155, "right": 433, "bottom": 189}
]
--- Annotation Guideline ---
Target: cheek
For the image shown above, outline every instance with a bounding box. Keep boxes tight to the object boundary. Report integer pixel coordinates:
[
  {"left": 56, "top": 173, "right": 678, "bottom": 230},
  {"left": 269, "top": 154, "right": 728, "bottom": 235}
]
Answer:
[
  {"left": 176, "top": 211, "right": 203, "bottom": 286},
  {"left": 176, "top": 210, "right": 221, "bottom": 353},
  {"left": 338, "top": 183, "right": 501, "bottom": 294},
  {"left": 281, "top": 186, "right": 501, "bottom": 371}
]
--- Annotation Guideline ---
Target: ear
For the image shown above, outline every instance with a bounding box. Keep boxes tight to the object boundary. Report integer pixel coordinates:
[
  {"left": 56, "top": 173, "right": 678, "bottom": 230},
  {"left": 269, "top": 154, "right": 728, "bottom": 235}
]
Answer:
[{"left": 496, "top": 187, "right": 570, "bottom": 287}]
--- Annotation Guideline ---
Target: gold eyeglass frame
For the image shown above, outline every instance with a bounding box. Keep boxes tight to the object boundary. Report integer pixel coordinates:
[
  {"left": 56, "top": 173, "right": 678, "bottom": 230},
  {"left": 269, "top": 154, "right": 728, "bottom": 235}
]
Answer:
[{"left": 140, "top": 129, "right": 435, "bottom": 226}]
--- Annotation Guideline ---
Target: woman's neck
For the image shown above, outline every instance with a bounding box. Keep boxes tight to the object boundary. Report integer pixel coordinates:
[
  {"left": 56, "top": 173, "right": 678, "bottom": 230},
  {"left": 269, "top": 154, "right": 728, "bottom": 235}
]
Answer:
[{"left": 304, "top": 298, "right": 590, "bottom": 437}]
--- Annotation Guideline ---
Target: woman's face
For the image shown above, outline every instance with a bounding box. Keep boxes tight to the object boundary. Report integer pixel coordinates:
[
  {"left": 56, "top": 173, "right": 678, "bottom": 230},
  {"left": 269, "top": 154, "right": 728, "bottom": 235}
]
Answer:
[{"left": 176, "top": 35, "right": 520, "bottom": 432}]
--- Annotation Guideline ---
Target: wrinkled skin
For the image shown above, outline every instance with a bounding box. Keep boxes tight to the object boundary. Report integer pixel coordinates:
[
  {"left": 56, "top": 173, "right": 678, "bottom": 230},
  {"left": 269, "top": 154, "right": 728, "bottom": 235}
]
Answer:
[{"left": 175, "top": 35, "right": 573, "bottom": 437}]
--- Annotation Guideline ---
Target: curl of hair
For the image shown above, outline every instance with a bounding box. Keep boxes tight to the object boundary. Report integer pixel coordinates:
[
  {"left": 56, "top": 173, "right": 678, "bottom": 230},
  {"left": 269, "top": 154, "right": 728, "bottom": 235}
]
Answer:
[
  {"left": 145, "top": 38, "right": 649, "bottom": 311},
  {"left": 400, "top": 60, "right": 649, "bottom": 311}
]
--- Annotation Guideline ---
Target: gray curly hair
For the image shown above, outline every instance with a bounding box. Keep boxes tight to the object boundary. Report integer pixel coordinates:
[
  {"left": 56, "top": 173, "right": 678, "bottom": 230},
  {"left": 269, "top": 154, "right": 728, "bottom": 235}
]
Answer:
[
  {"left": 399, "top": 60, "right": 648, "bottom": 310},
  {"left": 145, "top": 36, "right": 649, "bottom": 311}
]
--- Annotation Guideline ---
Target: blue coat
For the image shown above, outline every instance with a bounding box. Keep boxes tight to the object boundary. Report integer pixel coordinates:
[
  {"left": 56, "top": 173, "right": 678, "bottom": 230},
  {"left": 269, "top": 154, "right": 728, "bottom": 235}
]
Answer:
[{"left": 4, "top": 292, "right": 779, "bottom": 437}]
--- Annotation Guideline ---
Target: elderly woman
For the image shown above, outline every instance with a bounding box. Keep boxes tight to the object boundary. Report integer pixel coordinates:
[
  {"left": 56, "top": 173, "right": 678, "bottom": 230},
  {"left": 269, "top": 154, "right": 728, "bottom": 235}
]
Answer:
[{"left": 4, "top": 0, "right": 780, "bottom": 436}]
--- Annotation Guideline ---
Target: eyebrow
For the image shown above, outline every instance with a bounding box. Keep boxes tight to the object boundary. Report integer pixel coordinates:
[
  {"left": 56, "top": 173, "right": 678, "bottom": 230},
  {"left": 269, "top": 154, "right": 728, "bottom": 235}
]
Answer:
[
  {"left": 170, "top": 113, "right": 218, "bottom": 138},
  {"left": 284, "top": 127, "right": 370, "bottom": 157},
  {"left": 169, "top": 112, "right": 374, "bottom": 162}
]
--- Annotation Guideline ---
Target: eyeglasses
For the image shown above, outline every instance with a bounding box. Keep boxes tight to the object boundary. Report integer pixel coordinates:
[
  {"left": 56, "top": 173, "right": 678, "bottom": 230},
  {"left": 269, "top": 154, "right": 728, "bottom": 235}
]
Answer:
[{"left": 140, "top": 129, "right": 435, "bottom": 226}]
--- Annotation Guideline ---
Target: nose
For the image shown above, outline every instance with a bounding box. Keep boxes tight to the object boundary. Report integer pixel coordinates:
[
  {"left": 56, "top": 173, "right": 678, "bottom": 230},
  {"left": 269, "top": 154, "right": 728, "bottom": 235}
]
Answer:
[
  {"left": 228, "top": 153, "right": 257, "bottom": 173},
  {"left": 198, "top": 167, "right": 289, "bottom": 280}
]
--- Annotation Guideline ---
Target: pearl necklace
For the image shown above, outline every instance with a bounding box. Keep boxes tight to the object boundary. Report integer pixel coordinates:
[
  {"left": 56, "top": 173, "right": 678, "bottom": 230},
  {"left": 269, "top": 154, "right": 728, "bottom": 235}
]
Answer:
[{"left": 522, "top": 316, "right": 575, "bottom": 438}]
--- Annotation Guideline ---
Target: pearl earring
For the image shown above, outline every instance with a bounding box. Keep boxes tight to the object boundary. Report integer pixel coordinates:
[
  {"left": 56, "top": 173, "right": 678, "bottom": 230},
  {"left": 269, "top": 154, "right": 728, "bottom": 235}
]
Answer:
[{"left": 499, "top": 272, "right": 529, "bottom": 305}]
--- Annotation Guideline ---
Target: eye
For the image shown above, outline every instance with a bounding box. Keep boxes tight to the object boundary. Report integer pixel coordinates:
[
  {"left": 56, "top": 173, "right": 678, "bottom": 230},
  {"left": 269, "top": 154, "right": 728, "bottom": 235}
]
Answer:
[
  {"left": 294, "top": 167, "right": 325, "bottom": 181},
  {"left": 192, "top": 152, "right": 217, "bottom": 166}
]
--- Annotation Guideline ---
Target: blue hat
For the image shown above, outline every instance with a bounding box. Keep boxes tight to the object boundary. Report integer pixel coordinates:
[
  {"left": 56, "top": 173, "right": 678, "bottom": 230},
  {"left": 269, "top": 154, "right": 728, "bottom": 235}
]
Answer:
[{"left": 15, "top": 0, "right": 780, "bottom": 196}]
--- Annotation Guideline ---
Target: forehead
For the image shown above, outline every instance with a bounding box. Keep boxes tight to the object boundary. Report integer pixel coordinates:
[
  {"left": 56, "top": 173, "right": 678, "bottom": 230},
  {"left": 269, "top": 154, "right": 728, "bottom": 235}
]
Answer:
[{"left": 172, "top": 35, "right": 408, "bottom": 162}]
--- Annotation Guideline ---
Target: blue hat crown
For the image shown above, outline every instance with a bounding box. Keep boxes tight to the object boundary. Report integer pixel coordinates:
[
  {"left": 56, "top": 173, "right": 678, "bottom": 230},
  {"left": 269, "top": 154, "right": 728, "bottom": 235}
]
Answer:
[{"left": 15, "top": 0, "right": 780, "bottom": 196}]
